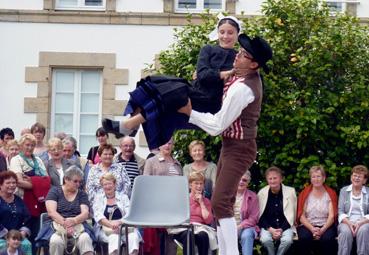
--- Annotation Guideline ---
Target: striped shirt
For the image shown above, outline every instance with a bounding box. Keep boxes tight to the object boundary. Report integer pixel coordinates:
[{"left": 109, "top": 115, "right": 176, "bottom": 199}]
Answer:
[{"left": 116, "top": 155, "right": 140, "bottom": 188}]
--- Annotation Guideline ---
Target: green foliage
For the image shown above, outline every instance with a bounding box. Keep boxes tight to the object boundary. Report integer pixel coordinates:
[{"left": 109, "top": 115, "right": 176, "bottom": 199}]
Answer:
[{"left": 153, "top": 0, "right": 369, "bottom": 192}]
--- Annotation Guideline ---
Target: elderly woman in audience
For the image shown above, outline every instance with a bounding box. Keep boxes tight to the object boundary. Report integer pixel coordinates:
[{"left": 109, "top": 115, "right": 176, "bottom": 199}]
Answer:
[
  {"left": 87, "top": 127, "right": 111, "bottom": 166},
  {"left": 143, "top": 138, "right": 182, "bottom": 176},
  {"left": 46, "top": 137, "right": 74, "bottom": 187},
  {"left": 9, "top": 134, "right": 49, "bottom": 250},
  {"left": 0, "top": 171, "right": 32, "bottom": 255},
  {"left": 173, "top": 172, "right": 216, "bottom": 255},
  {"left": 234, "top": 171, "right": 259, "bottom": 255},
  {"left": 296, "top": 165, "right": 337, "bottom": 255},
  {"left": 5, "top": 139, "right": 19, "bottom": 169},
  {"left": 183, "top": 140, "right": 217, "bottom": 199},
  {"left": 37, "top": 166, "right": 94, "bottom": 255},
  {"left": 258, "top": 166, "right": 296, "bottom": 255},
  {"left": 30, "top": 122, "right": 48, "bottom": 164},
  {"left": 93, "top": 172, "right": 140, "bottom": 255},
  {"left": 337, "top": 165, "right": 369, "bottom": 255},
  {"left": 86, "top": 143, "right": 130, "bottom": 205}
]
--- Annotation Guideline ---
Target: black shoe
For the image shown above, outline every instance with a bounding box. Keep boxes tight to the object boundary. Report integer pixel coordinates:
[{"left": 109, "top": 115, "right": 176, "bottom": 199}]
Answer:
[{"left": 102, "top": 119, "right": 125, "bottom": 139}]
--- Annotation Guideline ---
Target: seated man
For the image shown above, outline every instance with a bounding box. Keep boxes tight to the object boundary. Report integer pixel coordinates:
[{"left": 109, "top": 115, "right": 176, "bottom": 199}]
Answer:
[{"left": 258, "top": 166, "right": 296, "bottom": 255}]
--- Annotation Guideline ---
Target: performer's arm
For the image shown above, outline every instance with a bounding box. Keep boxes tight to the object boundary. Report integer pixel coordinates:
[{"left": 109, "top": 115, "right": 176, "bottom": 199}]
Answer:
[{"left": 184, "top": 81, "right": 254, "bottom": 136}]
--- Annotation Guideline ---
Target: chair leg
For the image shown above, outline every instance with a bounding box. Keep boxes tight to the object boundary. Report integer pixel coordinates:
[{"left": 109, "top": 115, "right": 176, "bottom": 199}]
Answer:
[{"left": 125, "top": 225, "right": 130, "bottom": 255}]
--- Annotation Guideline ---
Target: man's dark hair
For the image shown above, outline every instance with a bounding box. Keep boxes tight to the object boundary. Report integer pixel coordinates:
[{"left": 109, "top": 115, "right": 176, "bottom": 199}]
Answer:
[{"left": 0, "top": 127, "right": 14, "bottom": 140}]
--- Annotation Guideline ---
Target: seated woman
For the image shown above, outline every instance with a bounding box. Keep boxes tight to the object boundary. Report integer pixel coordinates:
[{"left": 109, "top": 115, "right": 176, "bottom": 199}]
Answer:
[
  {"left": 9, "top": 134, "right": 49, "bottom": 250},
  {"left": 296, "top": 165, "right": 337, "bottom": 255},
  {"left": 337, "top": 165, "right": 369, "bottom": 255},
  {"left": 46, "top": 137, "right": 74, "bottom": 187},
  {"left": 173, "top": 172, "right": 217, "bottom": 255},
  {"left": 36, "top": 166, "right": 95, "bottom": 255},
  {"left": 183, "top": 140, "right": 217, "bottom": 199},
  {"left": 86, "top": 143, "right": 130, "bottom": 205},
  {"left": 0, "top": 171, "right": 32, "bottom": 255},
  {"left": 93, "top": 172, "right": 141, "bottom": 255},
  {"left": 234, "top": 171, "right": 259, "bottom": 255}
]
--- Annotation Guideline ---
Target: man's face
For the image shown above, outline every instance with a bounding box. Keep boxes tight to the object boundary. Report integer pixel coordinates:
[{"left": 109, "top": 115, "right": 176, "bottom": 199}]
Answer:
[
  {"left": 120, "top": 138, "right": 135, "bottom": 159},
  {"left": 63, "top": 143, "right": 75, "bottom": 159},
  {"left": 234, "top": 48, "right": 256, "bottom": 70}
]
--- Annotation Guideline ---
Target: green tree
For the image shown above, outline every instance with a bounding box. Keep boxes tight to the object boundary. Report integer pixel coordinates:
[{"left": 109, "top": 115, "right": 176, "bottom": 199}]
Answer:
[{"left": 152, "top": 0, "right": 369, "bottom": 191}]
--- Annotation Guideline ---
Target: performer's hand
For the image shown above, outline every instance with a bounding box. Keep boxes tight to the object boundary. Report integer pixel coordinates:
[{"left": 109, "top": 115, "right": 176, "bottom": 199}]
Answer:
[{"left": 178, "top": 99, "right": 192, "bottom": 116}]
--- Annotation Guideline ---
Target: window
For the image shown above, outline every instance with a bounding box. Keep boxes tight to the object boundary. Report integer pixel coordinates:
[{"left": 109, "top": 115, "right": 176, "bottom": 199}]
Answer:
[
  {"left": 175, "top": 0, "right": 225, "bottom": 13},
  {"left": 325, "top": 0, "right": 360, "bottom": 13},
  {"left": 51, "top": 69, "right": 102, "bottom": 155},
  {"left": 55, "top": 0, "right": 106, "bottom": 11}
]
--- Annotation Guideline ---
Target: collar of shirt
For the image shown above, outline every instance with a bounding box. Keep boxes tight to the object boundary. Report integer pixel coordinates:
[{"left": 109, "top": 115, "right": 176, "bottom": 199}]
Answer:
[{"left": 346, "top": 184, "right": 367, "bottom": 194}]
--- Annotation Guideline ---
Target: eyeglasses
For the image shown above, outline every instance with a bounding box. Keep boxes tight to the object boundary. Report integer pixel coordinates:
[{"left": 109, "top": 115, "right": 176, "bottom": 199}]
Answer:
[
  {"left": 240, "top": 178, "right": 249, "bottom": 183},
  {"left": 121, "top": 144, "right": 134, "bottom": 149},
  {"left": 238, "top": 49, "right": 254, "bottom": 60},
  {"left": 70, "top": 179, "right": 82, "bottom": 184}
]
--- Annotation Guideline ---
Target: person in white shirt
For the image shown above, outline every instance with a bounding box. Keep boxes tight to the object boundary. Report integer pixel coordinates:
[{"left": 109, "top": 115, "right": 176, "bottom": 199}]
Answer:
[{"left": 178, "top": 33, "right": 273, "bottom": 255}]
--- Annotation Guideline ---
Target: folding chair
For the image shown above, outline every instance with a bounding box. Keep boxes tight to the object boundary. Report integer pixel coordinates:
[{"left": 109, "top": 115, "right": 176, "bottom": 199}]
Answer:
[
  {"left": 118, "top": 175, "right": 194, "bottom": 255},
  {"left": 36, "top": 212, "right": 49, "bottom": 255}
]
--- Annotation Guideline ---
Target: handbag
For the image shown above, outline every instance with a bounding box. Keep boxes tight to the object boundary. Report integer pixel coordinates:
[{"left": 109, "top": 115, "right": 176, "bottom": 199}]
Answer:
[
  {"left": 52, "top": 221, "right": 85, "bottom": 254},
  {"left": 102, "top": 206, "right": 134, "bottom": 236}
]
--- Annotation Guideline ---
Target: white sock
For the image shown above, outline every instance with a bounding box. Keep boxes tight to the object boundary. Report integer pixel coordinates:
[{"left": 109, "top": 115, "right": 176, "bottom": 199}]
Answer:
[
  {"left": 218, "top": 217, "right": 239, "bottom": 255},
  {"left": 217, "top": 225, "right": 227, "bottom": 255}
]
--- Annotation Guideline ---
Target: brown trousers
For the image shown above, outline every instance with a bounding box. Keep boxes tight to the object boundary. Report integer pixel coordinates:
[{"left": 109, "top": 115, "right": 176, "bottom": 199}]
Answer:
[{"left": 211, "top": 137, "right": 257, "bottom": 219}]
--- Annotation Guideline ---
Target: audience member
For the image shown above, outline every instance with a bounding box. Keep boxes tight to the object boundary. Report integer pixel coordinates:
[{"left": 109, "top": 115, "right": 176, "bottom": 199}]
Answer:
[
  {"left": 143, "top": 138, "right": 182, "bottom": 176},
  {"left": 46, "top": 138, "right": 74, "bottom": 187},
  {"left": 113, "top": 136, "right": 145, "bottom": 188},
  {"left": 20, "top": 129, "right": 31, "bottom": 137},
  {"left": 183, "top": 140, "right": 217, "bottom": 199},
  {"left": 337, "top": 165, "right": 369, "bottom": 255},
  {"left": 0, "top": 171, "right": 32, "bottom": 255},
  {"left": 53, "top": 132, "right": 67, "bottom": 141},
  {"left": 0, "top": 128, "right": 15, "bottom": 157},
  {"left": 0, "top": 230, "right": 26, "bottom": 255},
  {"left": 9, "top": 134, "right": 50, "bottom": 251},
  {"left": 30, "top": 123, "right": 48, "bottom": 164},
  {"left": 258, "top": 166, "right": 296, "bottom": 255},
  {"left": 0, "top": 153, "right": 6, "bottom": 172},
  {"left": 296, "top": 165, "right": 337, "bottom": 255},
  {"left": 173, "top": 172, "right": 217, "bottom": 255},
  {"left": 234, "top": 171, "right": 259, "bottom": 255},
  {"left": 87, "top": 127, "right": 111, "bottom": 166},
  {"left": 86, "top": 144, "right": 130, "bottom": 205},
  {"left": 5, "top": 139, "right": 20, "bottom": 169},
  {"left": 36, "top": 166, "right": 94, "bottom": 255},
  {"left": 93, "top": 173, "right": 141, "bottom": 255}
]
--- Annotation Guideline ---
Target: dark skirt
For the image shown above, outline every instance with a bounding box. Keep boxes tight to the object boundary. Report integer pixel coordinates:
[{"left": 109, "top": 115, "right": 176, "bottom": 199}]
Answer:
[{"left": 124, "top": 75, "right": 199, "bottom": 150}]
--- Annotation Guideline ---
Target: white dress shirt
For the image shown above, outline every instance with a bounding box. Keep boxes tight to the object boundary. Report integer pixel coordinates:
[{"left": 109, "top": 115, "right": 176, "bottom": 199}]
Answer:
[{"left": 189, "top": 78, "right": 255, "bottom": 136}]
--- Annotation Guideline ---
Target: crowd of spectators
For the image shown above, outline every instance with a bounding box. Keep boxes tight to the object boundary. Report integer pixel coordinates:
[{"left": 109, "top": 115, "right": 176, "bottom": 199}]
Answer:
[{"left": 0, "top": 125, "right": 369, "bottom": 255}]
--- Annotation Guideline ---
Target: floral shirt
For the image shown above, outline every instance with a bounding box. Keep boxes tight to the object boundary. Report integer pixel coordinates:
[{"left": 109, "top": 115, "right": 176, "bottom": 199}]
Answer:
[{"left": 86, "top": 162, "right": 131, "bottom": 204}]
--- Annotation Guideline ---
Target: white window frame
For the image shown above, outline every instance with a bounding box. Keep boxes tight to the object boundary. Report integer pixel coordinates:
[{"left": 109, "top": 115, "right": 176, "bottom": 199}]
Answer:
[
  {"left": 325, "top": 0, "right": 360, "bottom": 13},
  {"left": 174, "top": 0, "right": 225, "bottom": 13},
  {"left": 50, "top": 69, "right": 103, "bottom": 155},
  {"left": 55, "top": 0, "right": 106, "bottom": 11}
]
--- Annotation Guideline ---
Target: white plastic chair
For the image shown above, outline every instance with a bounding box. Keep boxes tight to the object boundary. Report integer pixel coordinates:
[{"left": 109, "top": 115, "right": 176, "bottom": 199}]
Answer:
[{"left": 118, "top": 175, "right": 194, "bottom": 255}]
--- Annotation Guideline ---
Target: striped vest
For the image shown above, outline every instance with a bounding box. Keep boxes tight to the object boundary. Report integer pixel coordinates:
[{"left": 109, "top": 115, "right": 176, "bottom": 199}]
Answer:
[{"left": 222, "top": 72, "right": 262, "bottom": 140}]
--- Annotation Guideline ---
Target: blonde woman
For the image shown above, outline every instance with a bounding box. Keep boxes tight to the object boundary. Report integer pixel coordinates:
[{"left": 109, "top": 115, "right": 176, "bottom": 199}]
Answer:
[
  {"left": 93, "top": 173, "right": 140, "bottom": 255},
  {"left": 183, "top": 140, "right": 217, "bottom": 199},
  {"left": 46, "top": 137, "right": 74, "bottom": 187},
  {"left": 5, "top": 139, "right": 20, "bottom": 169}
]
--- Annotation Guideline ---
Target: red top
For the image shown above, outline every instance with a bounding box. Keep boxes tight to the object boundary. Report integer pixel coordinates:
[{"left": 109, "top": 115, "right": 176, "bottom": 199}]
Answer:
[{"left": 190, "top": 193, "right": 213, "bottom": 225}]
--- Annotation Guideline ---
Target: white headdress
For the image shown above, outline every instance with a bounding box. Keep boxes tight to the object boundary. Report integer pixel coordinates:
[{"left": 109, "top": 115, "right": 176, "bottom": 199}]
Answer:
[{"left": 208, "top": 13, "right": 243, "bottom": 41}]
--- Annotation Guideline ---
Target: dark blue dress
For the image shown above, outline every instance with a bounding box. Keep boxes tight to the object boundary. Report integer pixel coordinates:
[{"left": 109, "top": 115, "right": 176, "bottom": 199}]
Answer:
[{"left": 124, "top": 45, "right": 237, "bottom": 150}]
